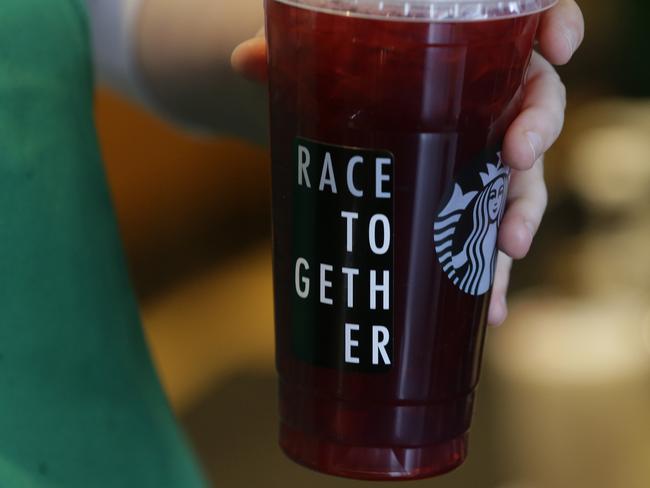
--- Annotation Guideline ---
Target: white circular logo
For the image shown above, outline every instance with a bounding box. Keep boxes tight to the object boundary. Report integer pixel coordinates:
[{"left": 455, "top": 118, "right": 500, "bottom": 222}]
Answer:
[{"left": 434, "top": 152, "right": 509, "bottom": 296}]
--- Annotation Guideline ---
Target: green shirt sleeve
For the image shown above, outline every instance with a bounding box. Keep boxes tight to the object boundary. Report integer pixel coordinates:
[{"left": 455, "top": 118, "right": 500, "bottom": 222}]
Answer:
[{"left": 0, "top": 1, "right": 206, "bottom": 486}]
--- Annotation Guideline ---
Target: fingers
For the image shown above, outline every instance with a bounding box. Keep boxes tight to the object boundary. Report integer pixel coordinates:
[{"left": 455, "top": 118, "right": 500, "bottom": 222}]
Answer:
[
  {"left": 488, "top": 252, "right": 513, "bottom": 326},
  {"left": 489, "top": 157, "right": 546, "bottom": 326},
  {"left": 488, "top": 160, "right": 547, "bottom": 326},
  {"left": 231, "top": 27, "right": 268, "bottom": 82},
  {"left": 538, "top": 0, "right": 585, "bottom": 65},
  {"left": 489, "top": 1, "right": 578, "bottom": 326},
  {"left": 499, "top": 157, "right": 548, "bottom": 260},
  {"left": 502, "top": 52, "right": 566, "bottom": 170}
]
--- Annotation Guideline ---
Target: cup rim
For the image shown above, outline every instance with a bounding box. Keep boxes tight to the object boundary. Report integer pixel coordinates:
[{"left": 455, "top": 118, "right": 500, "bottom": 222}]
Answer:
[{"left": 270, "top": 0, "right": 558, "bottom": 22}]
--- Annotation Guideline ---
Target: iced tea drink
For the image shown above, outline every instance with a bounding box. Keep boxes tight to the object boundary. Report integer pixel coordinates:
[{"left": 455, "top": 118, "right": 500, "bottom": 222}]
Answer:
[{"left": 266, "top": 0, "right": 555, "bottom": 479}]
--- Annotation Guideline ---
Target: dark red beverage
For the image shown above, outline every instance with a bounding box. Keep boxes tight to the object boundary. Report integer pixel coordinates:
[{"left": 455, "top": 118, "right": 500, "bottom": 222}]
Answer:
[{"left": 266, "top": 0, "right": 551, "bottom": 480}]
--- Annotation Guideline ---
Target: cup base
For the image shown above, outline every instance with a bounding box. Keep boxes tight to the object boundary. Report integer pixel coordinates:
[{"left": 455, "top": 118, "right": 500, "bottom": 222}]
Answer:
[{"left": 279, "top": 422, "right": 468, "bottom": 481}]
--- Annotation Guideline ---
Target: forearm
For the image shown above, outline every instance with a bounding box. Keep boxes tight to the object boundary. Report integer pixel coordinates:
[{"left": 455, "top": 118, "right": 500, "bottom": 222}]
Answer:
[
  {"left": 136, "top": 0, "right": 267, "bottom": 141},
  {"left": 137, "top": 0, "right": 262, "bottom": 78},
  {"left": 87, "top": 0, "right": 267, "bottom": 143}
]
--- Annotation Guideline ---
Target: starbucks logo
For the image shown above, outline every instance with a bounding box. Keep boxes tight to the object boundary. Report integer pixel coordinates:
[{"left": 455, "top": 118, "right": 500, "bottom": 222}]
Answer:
[{"left": 434, "top": 152, "right": 509, "bottom": 296}]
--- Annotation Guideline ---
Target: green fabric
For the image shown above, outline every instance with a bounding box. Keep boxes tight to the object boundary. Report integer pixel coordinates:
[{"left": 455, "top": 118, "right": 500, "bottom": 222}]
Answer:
[{"left": 0, "top": 1, "right": 206, "bottom": 486}]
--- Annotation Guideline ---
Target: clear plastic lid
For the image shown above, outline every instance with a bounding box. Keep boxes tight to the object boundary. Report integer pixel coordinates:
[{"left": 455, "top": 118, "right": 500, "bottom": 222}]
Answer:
[{"left": 274, "top": 0, "right": 558, "bottom": 21}]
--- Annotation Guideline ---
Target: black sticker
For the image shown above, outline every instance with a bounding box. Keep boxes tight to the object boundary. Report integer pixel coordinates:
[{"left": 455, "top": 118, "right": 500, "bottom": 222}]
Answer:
[
  {"left": 434, "top": 149, "right": 509, "bottom": 296},
  {"left": 292, "top": 137, "right": 393, "bottom": 372}
]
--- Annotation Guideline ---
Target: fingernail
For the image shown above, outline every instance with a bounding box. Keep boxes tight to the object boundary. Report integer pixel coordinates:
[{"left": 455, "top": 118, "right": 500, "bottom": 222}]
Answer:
[
  {"left": 525, "top": 131, "right": 542, "bottom": 162},
  {"left": 563, "top": 26, "right": 576, "bottom": 55}
]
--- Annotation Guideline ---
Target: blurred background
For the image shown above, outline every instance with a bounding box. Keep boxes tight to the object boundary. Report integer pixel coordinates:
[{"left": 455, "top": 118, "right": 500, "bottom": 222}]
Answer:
[{"left": 94, "top": 0, "right": 650, "bottom": 486}]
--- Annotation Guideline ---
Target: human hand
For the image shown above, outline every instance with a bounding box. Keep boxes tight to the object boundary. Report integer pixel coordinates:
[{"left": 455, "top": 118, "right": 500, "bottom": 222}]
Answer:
[
  {"left": 231, "top": 0, "right": 584, "bottom": 326},
  {"left": 490, "top": 0, "right": 584, "bottom": 325}
]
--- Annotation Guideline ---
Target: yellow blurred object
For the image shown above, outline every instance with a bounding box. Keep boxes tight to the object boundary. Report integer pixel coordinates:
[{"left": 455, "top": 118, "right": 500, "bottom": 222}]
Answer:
[
  {"left": 566, "top": 101, "right": 650, "bottom": 215},
  {"left": 552, "top": 220, "right": 650, "bottom": 297},
  {"left": 93, "top": 87, "right": 274, "bottom": 412},
  {"left": 141, "top": 244, "right": 275, "bottom": 413},
  {"left": 94, "top": 87, "right": 270, "bottom": 294},
  {"left": 488, "top": 294, "right": 650, "bottom": 488}
]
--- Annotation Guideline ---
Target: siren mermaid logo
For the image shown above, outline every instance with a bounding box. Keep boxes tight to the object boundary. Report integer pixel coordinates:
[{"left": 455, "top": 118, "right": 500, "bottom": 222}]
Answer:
[{"left": 434, "top": 152, "right": 509, "bottom": 296}]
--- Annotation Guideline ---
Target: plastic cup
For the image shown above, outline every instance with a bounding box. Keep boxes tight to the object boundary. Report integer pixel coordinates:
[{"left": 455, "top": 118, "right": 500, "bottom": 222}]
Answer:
[{"left": 265, "top": 0, "right": 556, "bottom": 480}]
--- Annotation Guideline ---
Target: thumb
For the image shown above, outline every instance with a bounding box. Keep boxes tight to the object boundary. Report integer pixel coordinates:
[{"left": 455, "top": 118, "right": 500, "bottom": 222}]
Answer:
[{"left": 231, "top": 27, "right": 268, "bottom": 82}]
